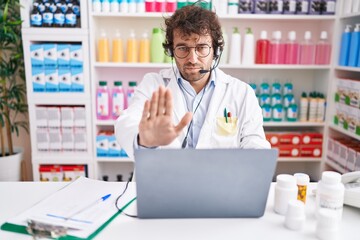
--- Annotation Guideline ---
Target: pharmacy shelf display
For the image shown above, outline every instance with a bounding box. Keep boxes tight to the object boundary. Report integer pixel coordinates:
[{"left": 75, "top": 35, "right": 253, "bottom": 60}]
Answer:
[
  {"left": 88, "top": 4, "right": 339, "bottom": 181},
  {"left": 20, "top": 0, "right": 95, "bottom": 181}
]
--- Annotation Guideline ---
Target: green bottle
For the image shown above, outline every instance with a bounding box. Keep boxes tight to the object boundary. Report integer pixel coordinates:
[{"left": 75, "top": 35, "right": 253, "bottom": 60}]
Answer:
[{"left": 150, "top": 27, "right": 165, "bottom": 63}]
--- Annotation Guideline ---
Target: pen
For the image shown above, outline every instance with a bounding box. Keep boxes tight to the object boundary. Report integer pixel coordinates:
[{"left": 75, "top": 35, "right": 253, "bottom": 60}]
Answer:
[{"left": 224, "top": 108, "right": 228, "bottom": 123}]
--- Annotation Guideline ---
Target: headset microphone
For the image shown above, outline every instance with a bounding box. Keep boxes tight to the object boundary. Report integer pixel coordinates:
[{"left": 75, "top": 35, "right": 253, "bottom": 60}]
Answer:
[{"left": 199, "top": 67, "right": 213, "bottom": 74}]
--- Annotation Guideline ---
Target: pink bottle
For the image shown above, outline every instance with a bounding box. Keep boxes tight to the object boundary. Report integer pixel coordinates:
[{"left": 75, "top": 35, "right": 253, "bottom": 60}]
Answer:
[
  {"left": 299, "top": 31, "right": 315, "bottom": 65},
  {"left": 270, "top": 31, "right": 286, "bottom": 64},
  {"left": 126, "top": 81, "right": 137, "bottom": 109},
  {"left": 315, "top": 31, "right": 331, "bottom": 65},
  {"left": 112, "top": 81, "right": 125, "bottom": 120},
  {"left": 285, "top": 31, "right": 299, "bottom": 65},
  {"left": 166, "top": 0, "right": 177, "bottom": 12},
  {"left": 145, "top": 0, "right": 155, "bottom": 12},
  {"left": 96, "top": 81, "right": 111, "bottom": 120},
  {"left": 155, "top": 0, "right": 166, "bottom": 12}
]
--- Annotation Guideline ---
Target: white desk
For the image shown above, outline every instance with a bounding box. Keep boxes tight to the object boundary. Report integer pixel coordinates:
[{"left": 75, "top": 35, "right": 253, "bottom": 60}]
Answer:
[{"left": 0, "top": 182, "right": 359, "bottom": 240}]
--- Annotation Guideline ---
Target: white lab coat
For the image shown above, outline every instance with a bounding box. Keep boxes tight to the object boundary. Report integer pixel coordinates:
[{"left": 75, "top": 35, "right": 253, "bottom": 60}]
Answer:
[{"left": 115, "top": 68, "right": 270, "bottom": 158}]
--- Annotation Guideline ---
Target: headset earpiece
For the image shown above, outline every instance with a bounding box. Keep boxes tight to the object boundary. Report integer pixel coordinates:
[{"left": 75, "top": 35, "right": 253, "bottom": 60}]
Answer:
[
  {"left": 214, "top": 47, "right": 221, "bottom": 59},
  {"left": 166, "top": 48, "right": 173, "bottom": 57}
]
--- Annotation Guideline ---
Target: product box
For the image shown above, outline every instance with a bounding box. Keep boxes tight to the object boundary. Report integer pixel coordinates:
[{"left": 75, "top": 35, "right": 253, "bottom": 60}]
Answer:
[
  {"left": 345, "top": 106, "right": 359, "bottom": 134},
  {"left": 266, "top": 132, "right": 279, "bottom": 146},
  {"left": 278, "top": 132, "right": 301, "bottom": 145},
  {"left": 36, "top": 128, "right": 49, "bottom": 151},
  {"left": 283, "top": 0, "right": 296, "bottom": 14},
  {"left": 61, "top": 107, "right": 74, "bottom": 128},
  {"left": 335, "top": 79, "right": 348, "bottom": 104},
  {"left": 300, "top": 145, "right": 322, "bottom": 157},
  {"left": 74, "top": 107, "right": 86, "bottom": 128},
  {"left": 239, "top": 0, "right": 255, "bottom": 13},
  {"left": 43, "top": 44, "right": 57, "bottom": 69},
  {"left": 57, "top": 44, "right": 71, "bottom": 68},
  {"left": 348, "top": 79, "right": 360, "bottom": 108},
  {"left": 71, "top": 67, "right": 84, "bottom": 92},
  {"left": 32, "top": 67, "right": 45, "bottom": 92},
  {"left": 49, "top": 127, "right": 62, "bottom": 151},
  {"left": 301, "top": 132, "right": 323, "bottom": 145},
  {"left": 254, "top": 0, "right": 269, "bottom": 14},
  {"left": 58, "top": 68, "right": 71, "bottom": 92},
  {"left": 333, "top": 103, "right": 345, "bottom": 126},
  {"left": 47, "top": 107, "right": 61, "bottom": 128},
  {"left": 108, "top": 134, "right": 121, "bottom": 157},
  {"left": 30, "top": 44, "right": 44, "bottom": 68},
  {"left": 277, "top": 145, "right": 300, "bottom": 157},
  {"left": 268, "top": 0, "right": 283, "bottom": 14},
  {"left": 70, "top": 44, "right": 83, "bottom": 68},
  {"left": 327, "top": 137, "right": 335, "bottom": 159},
  {"left": 74, "top": 127, "right": 87, "bottom": 151},
  {"left": 296, "top": 0, "right": 309, "bottom": 14},
  {"left": 35, "top": 107, "right": 48, "bottom": 128},
  {"left": 39, "top": 165, "right": 62, "bottom": 182},
  {"left": 321, "top": 0, "right": 336, "bottom": 15},
  {"left": 45, "top": 68, "right": 59, "bottom": 92},
  {"left": 62, "top": 165, "right": 86, "bottom": 181},
  {"left": 62, "top": 127, "right": 74, "bottom": 151},
  {"left": 309, "top": 0, "right": 322, "bottom": 14},
  {"left": 96, "top": 132, "right": 109, "bottom": 157},
  {"left": 346, "top": 146, "right": 360, "bottom": 172},
  {"left": 355, "top": 151, "right": 360, "bottom": 171}
]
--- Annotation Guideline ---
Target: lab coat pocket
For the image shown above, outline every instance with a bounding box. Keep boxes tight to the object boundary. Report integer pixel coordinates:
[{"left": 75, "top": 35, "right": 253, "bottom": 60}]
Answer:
[{"left": 215, "top": 117, "right": 238, "bottom": 136}]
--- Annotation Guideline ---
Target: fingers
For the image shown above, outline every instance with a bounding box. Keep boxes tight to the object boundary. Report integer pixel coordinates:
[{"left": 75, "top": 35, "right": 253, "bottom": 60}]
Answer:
[
  {"left": 174, "top": 112, "right": 193, "bottom": 134},
  {"left": 149, "top": 90, "right": 159, "bottom": 120},
  {"left": 164, "top": 88, "right": 173, "bottom": 116},
  {"left": 141, "top": 100, "right": 150, "bottom": 121},
  {"left": 157, "top": 86, "right": 166, "bottom": 116}
]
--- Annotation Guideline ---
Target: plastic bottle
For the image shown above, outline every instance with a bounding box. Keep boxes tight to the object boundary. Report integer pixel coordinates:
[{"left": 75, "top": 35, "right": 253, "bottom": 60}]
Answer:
[
  {"left": 316, "top": 209, "right": 340, "bottom": 240},
  {"left": 316, "top": 171, "right": 345, "bottom": 220},
  {"left": 220, "top": 28, "right": 228, "bottom": 64},
  {"left": 348, "top": 23, "right": 360, "bottom": 67},
  {"left": 293, "top": 173, "right": 310, "bottom": 204},
  {"left": 98, "top": 30, "right": 110, "bottom": 62},
  {"left": 145, "top": 0, "right": 155, "bottom": 12},
  {"left": 339, "top": 25, "right": 352, "bottom": 66},
  {"left": 308, "top": 92, "right": 318, "bottom": 122},
  {"left": 166, "top": 0, "right": 177, "bottom": 12},
  {"left": 255, "top": 30, "right": 270, "bottom": 64},
  {"left": 42, "top": 6, "right": 53, "bottom": 27},
  {"left": 284, "top": 199, "right": 306, "bottom": 231},
  {"left": 137, "top": 0, "right": 146, "bottom": 13},
  {"left": 315, "top": 31, "right": 331, "bottom": 65},
  {"left": 126, "top": 30, "right": 138, "bottom": 63},
  {"left": 285, "top": 31, "right": 299, "bottom": 64},
  {"left": 299, "top": 92, "right": 309, "bottom": 122},
  {"left": 102, "top": 0, "right": 111, "bottom": 12},
  {"left": 228, "top": 27, "right": 241, "bottom": 65},
  {"left": 139, "top": 31, "right": 150, "bottom": 63},
  {"left": 112, "top": 81, "right": 125, "bottom": 119},
  {"left": 119, "top": 0, "right": 129, "bottom": 13},
  {"left": 228, "top": 0, "right": 239, "bottom": 15},
  {"left": 112, "top": 30, "right": 124, "bottom": 62},
  {"left": 53, "top": 3, "right": 65, "bottom": 27},
  {"left": 93, "top": 0, "right": 102, "bottom": 12},
  {"left": 150, "top": 27, "right": 165, "bottom": 63},
  {"left": 270, "top": 31, "right": 286, "bottom": 64},
  {"left": 126, "top": 81, "right": 137, "bottom": 108},
  {"left": 31, "top": 3, "right": 43, "bottom": 27},
  {"left": 65, "top": 3, "right": 76, "bottom": 28},
  {"left": 128, "top": 0, "right": 137, "bottom": 13},
  {"left": 274, "top": 174, "right": 298, "bottom": 215},
  {"left": 177, "top": 0, "right": 187, "bottom": 9},
  {"left": 96, "top": 81, "right": 111, "bottom": 120},
  {"left": 299, "top": 31, "right": 315, "bottom": 65},
  {"left": 242, "top": 27, "right": 255, "bottom": 65},
  {"left": 155, "top": 0, "right": 166, "bottom": 12},
  {"left": 110, "top": 0, "right": 119, "bottom": 12},
  {"left": 316, "top": 93, "right": 326, "bottom": 122}
]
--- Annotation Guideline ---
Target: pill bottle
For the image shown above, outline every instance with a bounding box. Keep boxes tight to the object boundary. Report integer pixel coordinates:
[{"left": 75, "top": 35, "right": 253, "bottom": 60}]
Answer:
[
  {"left": 274, "top": 174, "right": 298, "bottom": 215},
  {"left": 294, "top": 173, "right": 310, "bottom": 204},
  {"left": 315, "top": 171, "right": 345, "bottom": 220},
  {"left": 316, "top": 208, "right": 340, "bottom": 240},
  {"left": 284, "top": 199, "right": 306, "bottom": 231}
]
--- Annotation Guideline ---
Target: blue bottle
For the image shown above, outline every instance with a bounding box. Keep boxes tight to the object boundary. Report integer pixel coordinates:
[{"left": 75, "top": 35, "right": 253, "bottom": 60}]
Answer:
[
  {"left": 348, "top": 24, "right": 360, "bottom": 67},
  {"left": 339, "top": 25, "right": 352, "bottom": 66}
]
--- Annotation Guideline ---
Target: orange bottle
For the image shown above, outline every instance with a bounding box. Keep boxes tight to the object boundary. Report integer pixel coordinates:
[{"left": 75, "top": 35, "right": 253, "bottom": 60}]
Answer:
[
  {"left": 112, "top": 30, "right": 124, "bottom": 62},
  {"left": 126, "top": 30, "right": 138, "bottom": 63},
  {"left": 98, "top": 30, "right": 110, "bottom": 62},
  {"left": 139, "top": 31, "right": 150, "bottom": 63}
]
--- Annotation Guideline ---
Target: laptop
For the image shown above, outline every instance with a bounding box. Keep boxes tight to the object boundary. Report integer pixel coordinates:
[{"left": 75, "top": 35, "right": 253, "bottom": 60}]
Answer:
[{"left": 134, "top": 148, "right": 278, "bottom": 219}]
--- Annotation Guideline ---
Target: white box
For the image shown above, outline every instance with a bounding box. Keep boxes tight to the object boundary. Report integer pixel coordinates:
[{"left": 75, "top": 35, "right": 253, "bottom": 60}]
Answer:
[
  {"left": 36, "top": 128, "right": 49, "bottom": 151},
  {"left": 49, "top": 128, "right": 62, "bottom": 151},
  {"left": 71, "top": 67, "right": 84, "bottom": 92},
  {"left": 96, "top": 133, "right": 109, "bottom": 157},
  {"left": 58, "top": 68, "right": 72, "bottom": 92},
  {"left": 61, "top": 107, "right": 74, "bottom": 128},
  {"left": 32, "top": 67, "right": 45, "bottom": 92},
  {"left": 47, "top": 107, "right": 61, "bottom": 128},
  {"left": 35, "top": 107, "right": 48, "bottom": 128},
  {"left": 327, "top": 137, "right": 335, "bottom": 160},
  {"left": 62, "top": 127, "right": 74, "bottom": 151},
  {"left": 74, "top": 127, "right": 87, "bottom": 151},
  {"left": 57, "top": 44, "right": 70, "bottom": 68},
  {"left": 30, "top": 44, "right": 44, "bottom": 67},
  {"left": 108, "top": 134, "right": 121, "bottom": 157},
  {"left": 70, "top": 44, "right": 83, "bottom": 68},
  {"left": 43, "top": 43, "right": 57, "bottom": 69},
  {"left": 45, "top": 68, "right": 58, "bottom": 92},
  {"left": 348, "top": 80, "right": 360, "bottom": 108},
  {"left": 74, "top": 107, "right": 86, "bottom": 127}
]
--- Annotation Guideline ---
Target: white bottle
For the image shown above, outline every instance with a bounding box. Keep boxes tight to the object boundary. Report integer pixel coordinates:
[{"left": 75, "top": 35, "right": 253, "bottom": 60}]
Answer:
[
  {"left": 102, "top": 0, "right": 110, "bottom": 12},
  {"left": 220, "top": 28, "right": 228, "bottom": 65},
  {"left": 228, "top": 0, "right": 239, "bottom": 15},
  {"left": 274, "top": 174, "right": 298, "bottom": 215},
  {"left": 315, "top": 171, "right": 345, "bottom": 221},
  {"left": 128, "top": 0, "right": 137, "bottom": 13},
  {"left": 316, "top": 93, "right": 326, "bottom": 122},
  {"left": 93, "top": 0, "right": 102, "bottom": 12},
  {"left": 119, "top": 0, "right": 129, "bottom": 13},
  {"left": 137, "top": 0, "right": 145, "bottom": 13},
  {"left": 316, "top": 208, "right": 340, "bottom": 240},
  {"left": 353, "top": 0, "right": 360, "bottom": 13},
  {"left": 110, "top": 0, "right": 119, "bottom": 12},
  {"left": 214, "top": 0, "right": 228, "bottom": 15},
  {"left": 242, "top": 27, "right": 255, "bottom": 65},
  {"left": 308, "top": 92, "right": 317, "bottom": 122},
  {"left": 228, "top": 27, "right": 241, "bottom": 65}
]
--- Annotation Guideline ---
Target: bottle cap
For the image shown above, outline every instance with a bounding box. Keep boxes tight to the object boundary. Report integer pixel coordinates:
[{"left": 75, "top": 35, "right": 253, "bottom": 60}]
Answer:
[
  {"left": 129, "top": 81, "right": 137, "bottom": 87},
  {"left": 274, "top": 31, "right": 282, "bottom": 40},
  {"left": 288, "top": 31, "right": 296, "bottom": 41},
  {"left": 115, "top": 29, "right": 121, "bottom": 38},
  {"left": 114, "top": 81, "right": 122, "bottom": 86},
  {"left": 320, "top": 31, "right": 328, "bottom": 40},
  {"left": 321, "top": 171, "right": 341, "bottom": 185},
  {"left": 276, "top": 174, "right": 297, "bottom": 188},
  {"left": 304, "top": 31, "right": 311, "bottom": 40},
  {"left": 294, "top": 173, "right": 310, "bottom": 185},
  {"left": 152, "top": 27, "right": 161, "bottom": 34},
  {"left": 99, "top": 81, "right": 107, "bottom": 86},
  {"left": 260, "top": 30, "right": 267, "bottom": 39},
  {"left": 284, "top": 199, "right": 306, "bottom": 231}
]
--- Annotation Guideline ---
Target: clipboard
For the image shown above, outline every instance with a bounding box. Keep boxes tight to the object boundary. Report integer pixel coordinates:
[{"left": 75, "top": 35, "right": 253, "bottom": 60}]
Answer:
[{"left": 0, "top": 177, "right": 136, "bottom": 239}]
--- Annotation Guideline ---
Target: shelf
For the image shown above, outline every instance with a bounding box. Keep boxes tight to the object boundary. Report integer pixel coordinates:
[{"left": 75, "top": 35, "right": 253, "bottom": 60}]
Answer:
[
  {"left": 264, "top": 122, "right": 325, "bottom": 127},
  {"left": 28, "top": 94, "right": 90, "bottom": 105},
  {"left": 96, "top": 157, "right": 134, "bottom": 163},
  {"left": 339, "top": 12, "right": 360, "bottom": 19},
  {"left": 278, "top": 157, "right": 322, "bottom": 162},
  {"left": 325, "top": 158, "right": 346, "bottom": 174},
  {"left": 33, "top": 153, "right": 93, "bottom": 165},
  {"left": 22, "top": 28, "right": 89, "bottom": 36},
  {"left": 329, "top": 124, "right": 360, "bottom": 141},
  {"left": 91, "top": 12, "right": 336, "bottom": 21},
  {"left": 94, "top": 62, "right": 331, "bottom": 70},
  {"left": 335, "top": 66, "right": 360, "bottom": 72}
]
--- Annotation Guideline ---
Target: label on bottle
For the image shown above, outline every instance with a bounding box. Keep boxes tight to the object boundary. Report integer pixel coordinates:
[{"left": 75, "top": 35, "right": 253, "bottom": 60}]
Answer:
[
  {"left": 54, "top": 13, "right": 65, "bottom": 25},
  {"left": 112, "top": 92, "right": 125, "bottom": 117},
  {"left": 31, "top": 14, "right": 42, "bottom": 26},
  {"left": 43, "top": 12, "right": 53, "bottom": 25},
  {"left": 73, "top": 5, "right": 80, "bottom": 16},
  {"left": 97, "top": 92, "right": 109, "bottom": 116},
  {"left": 65, "top": 13, "right": 76, "bottom": 25}
]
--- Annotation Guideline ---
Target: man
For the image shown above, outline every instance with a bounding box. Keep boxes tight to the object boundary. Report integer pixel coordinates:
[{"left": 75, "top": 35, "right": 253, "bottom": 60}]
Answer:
[{"left": 115, "top": 4, "right": 270, "bottom": 158}]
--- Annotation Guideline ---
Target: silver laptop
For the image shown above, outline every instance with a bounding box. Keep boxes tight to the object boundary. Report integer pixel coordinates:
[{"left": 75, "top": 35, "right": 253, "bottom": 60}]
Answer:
[{"left": 134, "top": 148, "right": 278, "bottom": 219}]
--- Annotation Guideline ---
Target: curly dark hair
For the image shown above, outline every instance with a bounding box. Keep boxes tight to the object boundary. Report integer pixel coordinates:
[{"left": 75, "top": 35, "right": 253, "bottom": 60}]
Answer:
[{"left": 162, "top": 5, "right": 224, "bottom": 58}]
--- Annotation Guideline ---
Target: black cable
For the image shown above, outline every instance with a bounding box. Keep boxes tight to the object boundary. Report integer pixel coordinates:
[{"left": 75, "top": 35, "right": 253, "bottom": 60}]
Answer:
[{"left": 115, "top": 177, "right": 138, "bottom": 218}]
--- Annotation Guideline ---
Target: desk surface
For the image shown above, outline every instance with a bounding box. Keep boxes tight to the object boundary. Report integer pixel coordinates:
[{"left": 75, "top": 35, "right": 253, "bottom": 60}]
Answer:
[{"left": 0, "top": 182, "right": 359, "bottom": 240}]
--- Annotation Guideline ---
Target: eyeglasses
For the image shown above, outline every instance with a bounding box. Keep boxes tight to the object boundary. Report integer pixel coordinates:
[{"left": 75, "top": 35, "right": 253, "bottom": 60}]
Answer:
[{"left": 173, "top": 44, "right": 212, "bottom": 59}]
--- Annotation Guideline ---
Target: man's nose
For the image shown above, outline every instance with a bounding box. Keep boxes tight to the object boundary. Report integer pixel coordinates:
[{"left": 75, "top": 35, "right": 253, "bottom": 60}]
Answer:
[{"left": 187, "top": 48, "right": 198, "bottom": 63}]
